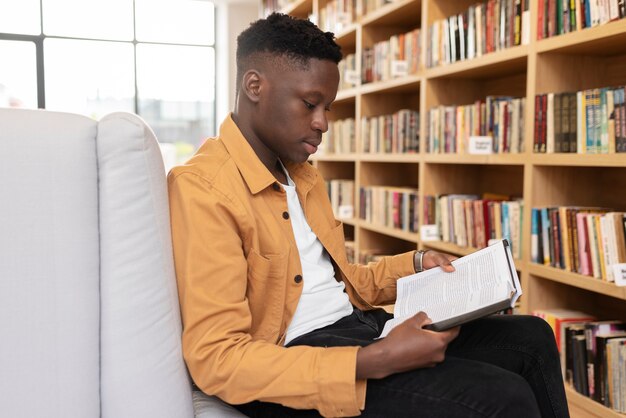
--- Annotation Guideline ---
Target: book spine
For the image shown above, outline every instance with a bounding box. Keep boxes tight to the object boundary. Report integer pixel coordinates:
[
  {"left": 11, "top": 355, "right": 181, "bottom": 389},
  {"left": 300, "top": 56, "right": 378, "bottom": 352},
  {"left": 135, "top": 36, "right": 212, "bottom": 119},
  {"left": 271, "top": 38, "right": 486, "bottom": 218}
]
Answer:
[{"left": 542, "top": 208, "right": 552, "bottom": 266}]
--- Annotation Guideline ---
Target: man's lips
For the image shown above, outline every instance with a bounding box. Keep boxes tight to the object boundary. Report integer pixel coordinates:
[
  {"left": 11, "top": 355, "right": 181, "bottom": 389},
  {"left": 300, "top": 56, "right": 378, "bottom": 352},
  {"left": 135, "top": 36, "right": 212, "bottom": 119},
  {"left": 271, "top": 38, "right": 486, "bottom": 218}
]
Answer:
[{"left": 303, "top": 139, "right": 320, "bottom": 154}]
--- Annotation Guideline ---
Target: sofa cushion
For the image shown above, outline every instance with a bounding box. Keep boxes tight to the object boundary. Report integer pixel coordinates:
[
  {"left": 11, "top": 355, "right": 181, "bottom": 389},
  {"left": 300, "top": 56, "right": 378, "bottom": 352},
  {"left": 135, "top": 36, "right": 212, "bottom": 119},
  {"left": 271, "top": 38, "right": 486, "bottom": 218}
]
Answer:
[
  {"left": 0, "top": 108, "right": 101, "bottom": 417},
  {"left": 97, "top": 112, "right": 194, "bottom": 417}
]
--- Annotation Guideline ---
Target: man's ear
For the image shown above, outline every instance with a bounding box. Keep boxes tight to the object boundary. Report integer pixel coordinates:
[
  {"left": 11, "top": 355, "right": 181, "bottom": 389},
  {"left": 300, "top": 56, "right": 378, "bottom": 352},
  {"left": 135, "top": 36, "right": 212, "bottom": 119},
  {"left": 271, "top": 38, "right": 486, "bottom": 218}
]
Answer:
[{"left": 242, "top": 69, "right": 262, "bottom": 103}]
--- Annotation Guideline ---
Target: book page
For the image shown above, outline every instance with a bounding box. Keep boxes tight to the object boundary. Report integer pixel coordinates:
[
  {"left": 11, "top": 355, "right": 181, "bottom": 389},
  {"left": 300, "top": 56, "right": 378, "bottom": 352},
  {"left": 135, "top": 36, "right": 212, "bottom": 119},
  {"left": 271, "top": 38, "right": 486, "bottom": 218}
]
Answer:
[{"left": 379, "top": 240, "right": 521, "bottom": 338}]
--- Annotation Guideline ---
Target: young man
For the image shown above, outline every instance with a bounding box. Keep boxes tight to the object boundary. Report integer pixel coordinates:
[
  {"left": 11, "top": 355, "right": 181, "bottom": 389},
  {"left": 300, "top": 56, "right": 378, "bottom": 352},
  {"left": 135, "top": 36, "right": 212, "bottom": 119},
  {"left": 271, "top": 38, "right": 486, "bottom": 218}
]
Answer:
[{"left": 168, "top": 13, "right": 569, "bottom": 417}]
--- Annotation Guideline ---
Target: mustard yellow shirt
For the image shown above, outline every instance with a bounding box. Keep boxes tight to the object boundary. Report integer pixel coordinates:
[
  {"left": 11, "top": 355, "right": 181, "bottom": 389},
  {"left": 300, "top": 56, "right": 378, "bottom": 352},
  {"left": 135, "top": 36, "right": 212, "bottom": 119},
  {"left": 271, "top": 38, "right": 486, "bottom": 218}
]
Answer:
[{"left": 168, "top": 114, "right": 417, "bottom": 417}]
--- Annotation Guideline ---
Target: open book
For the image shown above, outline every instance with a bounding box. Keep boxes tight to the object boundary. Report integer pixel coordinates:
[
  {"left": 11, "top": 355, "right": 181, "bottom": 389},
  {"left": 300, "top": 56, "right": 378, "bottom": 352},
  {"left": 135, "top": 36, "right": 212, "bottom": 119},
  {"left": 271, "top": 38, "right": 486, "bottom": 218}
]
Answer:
[{"left": 379, "top": 239, "right": 522, "bottom": 337}]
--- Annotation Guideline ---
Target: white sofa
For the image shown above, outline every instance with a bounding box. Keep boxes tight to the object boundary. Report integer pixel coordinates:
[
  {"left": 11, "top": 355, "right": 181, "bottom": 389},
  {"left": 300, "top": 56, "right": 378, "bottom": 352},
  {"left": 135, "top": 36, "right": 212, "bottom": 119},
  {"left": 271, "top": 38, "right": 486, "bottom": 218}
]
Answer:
[{"left": 0, "top": 108, "right": 245, "bottom": 417}]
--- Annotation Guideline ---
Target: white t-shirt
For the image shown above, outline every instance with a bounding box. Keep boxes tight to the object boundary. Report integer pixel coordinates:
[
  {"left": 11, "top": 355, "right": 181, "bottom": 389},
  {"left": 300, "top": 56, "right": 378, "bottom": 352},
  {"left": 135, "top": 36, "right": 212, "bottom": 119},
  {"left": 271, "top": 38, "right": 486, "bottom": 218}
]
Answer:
[{"left": 282, "top": 167, "right": 353, "bottom": 345}]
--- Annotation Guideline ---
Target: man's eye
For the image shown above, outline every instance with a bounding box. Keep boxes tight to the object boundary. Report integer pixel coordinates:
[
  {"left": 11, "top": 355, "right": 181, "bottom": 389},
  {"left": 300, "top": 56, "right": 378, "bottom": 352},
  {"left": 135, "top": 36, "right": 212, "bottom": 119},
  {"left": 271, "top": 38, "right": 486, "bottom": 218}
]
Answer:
[{"left": 303, "top": 101, "right": 315, "bottom": 110}]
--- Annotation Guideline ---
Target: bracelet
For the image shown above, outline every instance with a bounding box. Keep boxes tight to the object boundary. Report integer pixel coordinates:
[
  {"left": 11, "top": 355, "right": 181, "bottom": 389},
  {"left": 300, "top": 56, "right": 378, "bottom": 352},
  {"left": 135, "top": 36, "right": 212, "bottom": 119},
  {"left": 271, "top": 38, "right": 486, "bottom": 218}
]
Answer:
[{"left": 415, "top": 250, "right": 427, "bottom": 273}]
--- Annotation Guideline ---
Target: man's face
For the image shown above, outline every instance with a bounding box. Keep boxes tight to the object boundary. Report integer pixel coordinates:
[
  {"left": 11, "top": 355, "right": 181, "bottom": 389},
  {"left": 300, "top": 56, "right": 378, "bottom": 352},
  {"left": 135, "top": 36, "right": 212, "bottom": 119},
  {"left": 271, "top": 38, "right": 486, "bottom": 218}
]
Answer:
[{"left": 253, "top": 58, "right": 340, "bottom": 164}]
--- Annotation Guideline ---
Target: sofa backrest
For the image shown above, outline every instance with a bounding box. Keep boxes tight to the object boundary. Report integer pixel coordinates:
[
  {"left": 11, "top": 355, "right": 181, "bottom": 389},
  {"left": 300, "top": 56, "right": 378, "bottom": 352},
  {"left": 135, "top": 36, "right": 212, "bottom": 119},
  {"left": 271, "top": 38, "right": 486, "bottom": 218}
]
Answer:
[{"left": 0, "top": 108, "right": 194, "bottom": 417}]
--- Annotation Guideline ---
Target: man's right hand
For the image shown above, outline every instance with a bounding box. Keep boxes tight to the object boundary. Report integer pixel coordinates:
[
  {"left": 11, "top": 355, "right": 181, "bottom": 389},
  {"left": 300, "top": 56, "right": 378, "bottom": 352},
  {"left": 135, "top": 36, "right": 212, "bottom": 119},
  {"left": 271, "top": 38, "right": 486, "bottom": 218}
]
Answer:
[{"left": 355, "top": 312, "right": 459, "bottom": 380}]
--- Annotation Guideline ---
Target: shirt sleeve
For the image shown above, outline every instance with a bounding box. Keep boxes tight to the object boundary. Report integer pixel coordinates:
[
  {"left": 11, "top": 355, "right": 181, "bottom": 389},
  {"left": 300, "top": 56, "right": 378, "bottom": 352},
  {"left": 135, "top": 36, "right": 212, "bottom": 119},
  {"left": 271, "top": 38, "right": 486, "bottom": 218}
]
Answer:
[{"left": 168, "top": 171, "right": 364, "bottom": 417}]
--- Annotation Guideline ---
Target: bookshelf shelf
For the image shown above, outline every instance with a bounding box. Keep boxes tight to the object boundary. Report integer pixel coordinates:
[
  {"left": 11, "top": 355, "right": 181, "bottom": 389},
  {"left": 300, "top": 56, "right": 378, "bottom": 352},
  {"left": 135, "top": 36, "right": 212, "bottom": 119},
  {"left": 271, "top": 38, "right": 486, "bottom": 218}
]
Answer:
[
  {"left": 335, "top": 24, "right": 358, "bottom": 42},
  {"left": 266, "top": 0, "right": 626, "bottom": 415},
  {"left": 358, "top": 153, "right": 419, "bottom": 162},
  {"left": 531, "top": 153, "right": 626, "bottom": 167},
  {"left": 425, "top": 45, "right": 529, "bottom": 79},
  {"left": 311, "top": 153, "right": 358, "bottom": 162},
  {"left": 335, "top": 88, "right": 358, "bottom": 103},
  {"left": 281, "top": 0, "right": 311, "bottom": 18},
  {"left": 423, "top": 154, "right": 528, "bottom": 165},
  {"left": 536, "top": 18, "right": 626, "bottom": 54},
  {"left": 361, "top": 0, "right": 422, "bottom": 27},
  {"left": 360, "top": 74, "right": 422, "bottom": 95},
  {"left": 358, "top": 221, "right": 419, "bottom": 243},
  {"left": 528, "top": 264, "right": 626, "bottom": 300},
  {"left": 566, "top": 386, "right": 625, "bottom": 418},
  {"left": 339, "top": 217, "right": 357, "bottom": 226}
]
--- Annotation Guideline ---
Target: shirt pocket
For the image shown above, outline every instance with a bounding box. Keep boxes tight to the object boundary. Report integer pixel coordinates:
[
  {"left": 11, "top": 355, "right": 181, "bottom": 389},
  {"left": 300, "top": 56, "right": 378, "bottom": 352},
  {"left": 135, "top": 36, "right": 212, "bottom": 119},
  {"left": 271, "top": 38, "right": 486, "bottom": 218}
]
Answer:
[{"left": 246, "top": 249, "right": 287, "bottom": 341}]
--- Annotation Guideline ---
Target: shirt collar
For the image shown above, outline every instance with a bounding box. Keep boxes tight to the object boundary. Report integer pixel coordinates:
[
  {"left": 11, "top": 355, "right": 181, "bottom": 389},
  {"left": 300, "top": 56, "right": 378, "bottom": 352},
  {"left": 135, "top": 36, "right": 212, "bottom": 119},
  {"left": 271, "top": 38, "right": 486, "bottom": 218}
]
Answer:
[
  {"left": 219, "top": 113, "right": 277, "bottom": 195},
  {"left": 219, "top": 113, "right": 318, "bottom": 194}
]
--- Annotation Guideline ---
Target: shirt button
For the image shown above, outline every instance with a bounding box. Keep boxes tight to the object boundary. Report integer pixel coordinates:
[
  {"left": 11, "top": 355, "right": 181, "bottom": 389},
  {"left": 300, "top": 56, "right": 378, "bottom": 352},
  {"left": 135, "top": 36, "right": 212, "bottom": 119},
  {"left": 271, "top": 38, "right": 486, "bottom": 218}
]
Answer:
[
  {"left": 294, "top": 274, "right": 302, "bottom": 284},
  {"left": 282, "top": 211, "right": 289, "bottom": 219},
  {"left": 272, "top": 182, "right": 281, "bottom": 191}
]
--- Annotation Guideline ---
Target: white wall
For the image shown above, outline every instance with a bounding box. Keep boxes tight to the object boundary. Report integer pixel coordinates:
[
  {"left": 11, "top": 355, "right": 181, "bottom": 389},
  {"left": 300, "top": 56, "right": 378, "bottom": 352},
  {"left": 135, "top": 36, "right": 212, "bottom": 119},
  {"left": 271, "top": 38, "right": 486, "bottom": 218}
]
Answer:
[{"left": 215, "top": 0, "right": 259, "bottom": 125}]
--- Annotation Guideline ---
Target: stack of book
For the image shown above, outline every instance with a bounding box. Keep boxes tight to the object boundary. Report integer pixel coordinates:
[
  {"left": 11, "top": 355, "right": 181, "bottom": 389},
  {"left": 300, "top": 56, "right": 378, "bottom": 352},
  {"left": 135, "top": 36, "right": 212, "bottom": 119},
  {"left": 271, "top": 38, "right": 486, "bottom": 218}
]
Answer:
[
  {"left": 361, "top": 109, "right": 419, "bottom": 154},
  {"left": 359, "top": 186, "right": 419, "bottom": 233},
  {"left": 426, "top": 0, "right": 530, "bottom": 68},
  {"left": 361, "top": 28, "right": 421, "bottom": 84},
  {"left": 533, "top": 309, "right": 626, "bottom": 413},
  {"left": 537, "top": 0, "right": 626, "bottom": 40},
  {"left": 426, "top": 96, "right": 525, "bottom": 154},
  {"left": 533, "top": 86, "right": 626, "bottom": 154},
  {"left": 530, "top": 207, "right": 626, "bottom": 281}
]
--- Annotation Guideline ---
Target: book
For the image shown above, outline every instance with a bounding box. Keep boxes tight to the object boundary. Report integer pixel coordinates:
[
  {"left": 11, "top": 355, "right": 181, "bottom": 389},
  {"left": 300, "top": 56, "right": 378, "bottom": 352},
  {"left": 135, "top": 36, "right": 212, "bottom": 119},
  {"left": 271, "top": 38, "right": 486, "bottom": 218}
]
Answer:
[
  {"left": 531, "top": 309, "right": 595, "bottom": 378},
  {"left": 378, "top": 239, "right": 521, "bottom": 336},
  {"left": 595, "top": 332, "right": 626, "bottom": 405},
  {"left": 564, "top": 323, "right": 587, "bottom": 385},
  {"left": 585, "top": 321, "right": 626, "bottom": 399}
]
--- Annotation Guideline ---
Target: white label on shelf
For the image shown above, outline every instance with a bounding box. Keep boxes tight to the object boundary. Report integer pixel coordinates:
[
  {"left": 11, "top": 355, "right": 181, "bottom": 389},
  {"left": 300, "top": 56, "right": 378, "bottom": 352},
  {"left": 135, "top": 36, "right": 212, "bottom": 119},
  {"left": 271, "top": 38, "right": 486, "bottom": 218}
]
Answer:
[
  {"left": 344, "top": 69, "right": 360, "bottom": 86},
  {"left": 420, "top": 224, "right": 439, "bottom": 242},
  {"left": 338, "top": 205, "right": 354, "bottom": 219},
  {"left": 468, "top": 136, "right": 493, "bottom": 154},
  {"left": 612, "top": 263, "right": 626, "bottom": 287},
  {"left": 391, "top": 60, "right": 408, "bottom": 78}
]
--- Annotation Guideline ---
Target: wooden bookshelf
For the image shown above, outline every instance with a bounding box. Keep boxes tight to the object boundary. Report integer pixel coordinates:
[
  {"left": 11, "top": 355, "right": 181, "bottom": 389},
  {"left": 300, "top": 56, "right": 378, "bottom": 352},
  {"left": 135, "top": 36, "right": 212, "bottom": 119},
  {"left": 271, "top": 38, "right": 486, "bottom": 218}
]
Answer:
[{"left": 265, "top": 0, "right": 626, "bottom": 415}]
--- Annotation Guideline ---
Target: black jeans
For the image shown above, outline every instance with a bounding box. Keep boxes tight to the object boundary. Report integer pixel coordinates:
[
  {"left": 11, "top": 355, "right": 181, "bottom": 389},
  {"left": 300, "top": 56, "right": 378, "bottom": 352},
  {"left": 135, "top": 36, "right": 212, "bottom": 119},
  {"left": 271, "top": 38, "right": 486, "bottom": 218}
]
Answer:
[{"left": 235, "top": 309, "right": 570, "bottom": 418}]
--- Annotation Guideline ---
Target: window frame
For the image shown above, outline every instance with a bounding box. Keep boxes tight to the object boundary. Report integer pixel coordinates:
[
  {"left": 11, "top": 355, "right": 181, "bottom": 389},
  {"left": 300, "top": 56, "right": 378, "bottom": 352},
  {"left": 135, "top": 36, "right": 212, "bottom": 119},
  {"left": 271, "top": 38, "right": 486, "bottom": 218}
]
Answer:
[{"left": 0, "top": 0, "right": 216, "bottom": 134}]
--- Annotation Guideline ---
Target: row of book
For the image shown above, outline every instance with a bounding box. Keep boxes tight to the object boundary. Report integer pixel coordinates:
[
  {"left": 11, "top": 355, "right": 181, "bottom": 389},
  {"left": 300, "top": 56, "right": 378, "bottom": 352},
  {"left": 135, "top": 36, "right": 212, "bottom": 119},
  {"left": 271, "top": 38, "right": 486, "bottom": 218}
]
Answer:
[
  {"left": 318, "top": 0, "right": 358, "bottom": 35},
  {"left": 361, "top": 109, "right": 420, "bottom": 154},
  {"left": 537, "top": 0, "right": 626, "bottom": 40},
  {"left": 426, "top": 0, "right": 530, "bottom": 68},
  {"left": 359, "top": 186, "right": 419, "bottom": 233},
  {"left": 426, "top": 96, "right": 526, "bottom": 154},
  {"left": 424, "top": 194, "right": 524, "bottom": 259},
  {"left": 326, "top": 179, "right": 355, "bottom": 220},
  {"left": 362, "top": 28, "right": 421, "bottom": 84},
  {"left": 534, "top": 86, "right": 626, "bottom": 154},
  {"left": 338, "top": 53, "right": 358, "bottom": 90},
  {"left": 530, "top": 207, "right": 626, "bottom": 281},
  {"left": 321, "top": 118, "right": 356, "bottom": 154},
  {"left": 533, "top": 309, "right": 626, "bottom": 413}
]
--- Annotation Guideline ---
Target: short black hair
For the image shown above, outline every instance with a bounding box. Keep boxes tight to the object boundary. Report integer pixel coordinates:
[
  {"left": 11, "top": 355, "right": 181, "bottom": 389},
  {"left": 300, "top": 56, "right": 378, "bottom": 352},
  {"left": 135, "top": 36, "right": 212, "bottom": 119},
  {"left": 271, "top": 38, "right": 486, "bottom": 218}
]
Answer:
[{"left": 236, "top": 13, "right": 342, "bottom": 92}]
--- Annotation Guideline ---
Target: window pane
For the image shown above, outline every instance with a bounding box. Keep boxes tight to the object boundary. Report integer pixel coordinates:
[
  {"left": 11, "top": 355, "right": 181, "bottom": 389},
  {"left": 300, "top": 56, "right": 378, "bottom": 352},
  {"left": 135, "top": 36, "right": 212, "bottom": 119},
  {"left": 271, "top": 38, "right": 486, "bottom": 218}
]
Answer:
[
  {"left": 137, "top": 43, "right": 215, "bottom": 155},
  {"left": 0, "top": 40, "right": 38, "bottom": 108},
  {"left": 135, "top": 0, "right": 214, "bottom": 45},
  {"left": 44, "top": 39, "right": 134, "bottom": 118},
  {"left": 0, "top": 0, "right": 41, "bottom": 35},
  {"left": 42, "top": 0, "right": 133, "bottom": 40}
]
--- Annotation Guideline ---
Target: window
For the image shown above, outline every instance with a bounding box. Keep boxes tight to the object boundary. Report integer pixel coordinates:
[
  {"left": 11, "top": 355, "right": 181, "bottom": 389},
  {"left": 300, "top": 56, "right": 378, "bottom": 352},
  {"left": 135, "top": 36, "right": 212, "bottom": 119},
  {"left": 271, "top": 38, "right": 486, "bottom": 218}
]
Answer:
[{"left": 0, "top": 0, "right": 215, "bottom": 162}]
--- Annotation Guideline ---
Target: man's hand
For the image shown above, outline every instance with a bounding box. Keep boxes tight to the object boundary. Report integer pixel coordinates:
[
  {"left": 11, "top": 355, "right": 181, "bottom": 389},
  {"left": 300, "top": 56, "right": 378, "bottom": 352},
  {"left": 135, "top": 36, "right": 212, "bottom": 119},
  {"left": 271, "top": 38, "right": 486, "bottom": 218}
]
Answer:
[
  {"left": 418, "top": 250, "right": 457, "bottom": 273},
  {"left": 356, "top": 312, "right": 460, "bottom": 379}
]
